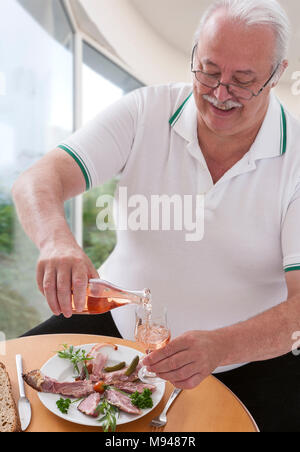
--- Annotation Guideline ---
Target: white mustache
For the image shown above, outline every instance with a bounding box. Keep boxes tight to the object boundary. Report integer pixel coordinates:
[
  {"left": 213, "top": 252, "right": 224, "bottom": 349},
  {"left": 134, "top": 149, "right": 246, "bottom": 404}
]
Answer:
[{"left": 203, "top": 94, "right": 243, "bottom": 110}]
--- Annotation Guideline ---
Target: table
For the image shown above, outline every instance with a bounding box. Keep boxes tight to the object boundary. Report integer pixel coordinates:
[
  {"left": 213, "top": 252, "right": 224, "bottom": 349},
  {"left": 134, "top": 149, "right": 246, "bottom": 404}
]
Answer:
[{"left": 1, "top": 334, "right": 258, "bottom": 432}]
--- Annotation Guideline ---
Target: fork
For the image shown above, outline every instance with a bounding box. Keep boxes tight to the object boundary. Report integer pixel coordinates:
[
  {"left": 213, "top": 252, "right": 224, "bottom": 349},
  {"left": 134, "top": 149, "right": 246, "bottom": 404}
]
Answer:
[{"left": 150, "top": 387, "right": 182, "bottom": 428}]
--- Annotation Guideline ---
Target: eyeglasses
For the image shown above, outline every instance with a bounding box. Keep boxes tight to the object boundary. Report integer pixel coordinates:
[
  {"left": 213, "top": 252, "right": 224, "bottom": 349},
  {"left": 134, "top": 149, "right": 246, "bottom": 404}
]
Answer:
[{"left": 191, "top": 45, "right": 279, "bottom": 101}]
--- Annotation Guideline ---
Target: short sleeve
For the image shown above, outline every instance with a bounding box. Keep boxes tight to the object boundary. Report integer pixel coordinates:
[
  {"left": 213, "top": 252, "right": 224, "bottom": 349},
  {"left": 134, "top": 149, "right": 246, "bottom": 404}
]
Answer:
[
  {"left": 58, "top": 89, "right": 140, "bottom": 190},
  {"left": 282, "top": 184, "right": 300, "bottom": 273}
]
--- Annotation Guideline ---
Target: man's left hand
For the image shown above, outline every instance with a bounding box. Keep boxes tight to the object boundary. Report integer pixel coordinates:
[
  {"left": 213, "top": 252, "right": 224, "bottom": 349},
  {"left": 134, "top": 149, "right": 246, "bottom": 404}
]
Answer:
[{"left": 142, "top": 330, "right": 224, "bottom": 390}]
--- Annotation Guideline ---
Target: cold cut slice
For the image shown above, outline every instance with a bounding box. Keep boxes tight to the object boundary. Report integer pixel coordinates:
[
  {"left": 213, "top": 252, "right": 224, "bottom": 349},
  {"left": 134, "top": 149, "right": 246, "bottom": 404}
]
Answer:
[
  {"left": 77, "top": 393, "right": 101, "bottom": 417},
  {"left": 23, "top": 370, "right": 95, "bottom": 398},
  {"left": 104, "top": 389, "right": 141, "bottom": 415}
]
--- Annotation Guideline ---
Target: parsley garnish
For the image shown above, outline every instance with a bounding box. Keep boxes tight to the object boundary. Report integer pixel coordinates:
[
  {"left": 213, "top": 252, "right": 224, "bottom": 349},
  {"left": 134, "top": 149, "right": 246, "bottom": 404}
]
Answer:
[
  {"left": 57, "top": 344, "right": 92, "bottom": 378},
  {"left": 130, "top": 388, "right": 153, "bottom": 409},
  {"left": 95, "top": 399, "right": 119, "bottom": 432},
  {"left": 56, "top": 397, "right": 82, "bottom": 414}
]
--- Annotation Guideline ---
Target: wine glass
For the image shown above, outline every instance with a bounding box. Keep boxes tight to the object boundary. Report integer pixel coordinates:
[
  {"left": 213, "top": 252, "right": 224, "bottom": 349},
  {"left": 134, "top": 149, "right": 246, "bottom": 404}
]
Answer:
[{"left": 134, "top": 304, "right": 171, "bottom": 384}]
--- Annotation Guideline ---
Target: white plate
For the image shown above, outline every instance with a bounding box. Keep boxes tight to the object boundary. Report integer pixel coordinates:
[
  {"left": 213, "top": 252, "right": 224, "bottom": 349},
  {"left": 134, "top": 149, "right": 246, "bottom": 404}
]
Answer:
[{"left": 38, "top": 343, "right": 165, "bottom": 428}]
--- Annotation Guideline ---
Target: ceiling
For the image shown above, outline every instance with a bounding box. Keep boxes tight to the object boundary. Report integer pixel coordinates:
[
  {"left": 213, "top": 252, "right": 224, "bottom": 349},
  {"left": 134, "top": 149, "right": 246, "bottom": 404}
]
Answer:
[
  {"left": 129, "top": 0, "right": 300, "bottom": 82},
  {"left": 130, "top": 0, "right": 212, "bottom": 56}
]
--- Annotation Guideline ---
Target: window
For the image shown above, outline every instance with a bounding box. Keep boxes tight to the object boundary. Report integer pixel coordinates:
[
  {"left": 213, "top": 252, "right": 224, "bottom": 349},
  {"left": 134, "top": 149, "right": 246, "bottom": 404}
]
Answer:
[
  {"left": 0, "top": 1, "right": 143, "bottom": 340},
  {"left": 82, "top": 43, "right": 143, "bottom": 270},
  {"left": 0, "top": 0, "right": 73, "bottom": 338}
]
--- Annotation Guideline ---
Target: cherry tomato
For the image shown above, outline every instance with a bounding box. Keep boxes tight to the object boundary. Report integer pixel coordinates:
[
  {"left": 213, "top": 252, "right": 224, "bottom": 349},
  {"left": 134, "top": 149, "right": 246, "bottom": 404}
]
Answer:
[{"left": 93, "top": 381, "right": 106, "bottom": 394}]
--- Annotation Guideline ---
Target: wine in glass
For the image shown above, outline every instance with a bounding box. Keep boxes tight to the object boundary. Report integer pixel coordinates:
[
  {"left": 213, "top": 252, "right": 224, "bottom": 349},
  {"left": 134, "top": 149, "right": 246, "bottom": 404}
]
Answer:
[{"left": 135, "top": 304, "right": 171, "bottom": 384}]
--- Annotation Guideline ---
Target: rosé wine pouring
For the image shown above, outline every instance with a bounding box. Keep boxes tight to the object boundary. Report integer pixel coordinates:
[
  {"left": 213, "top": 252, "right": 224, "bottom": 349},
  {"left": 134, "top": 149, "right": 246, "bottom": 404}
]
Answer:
[
  {"left": 135, "top": 305, "right": 170, "bottom": 384},
  {"left": 135, "top": 324, "right": 171, "bottom": 353}
]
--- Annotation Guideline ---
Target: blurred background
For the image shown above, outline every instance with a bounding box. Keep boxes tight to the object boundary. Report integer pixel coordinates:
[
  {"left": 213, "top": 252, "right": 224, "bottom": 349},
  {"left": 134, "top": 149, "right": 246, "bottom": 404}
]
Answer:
[{"left": 1, "top": 0, "right": 299, "bottom": 339}]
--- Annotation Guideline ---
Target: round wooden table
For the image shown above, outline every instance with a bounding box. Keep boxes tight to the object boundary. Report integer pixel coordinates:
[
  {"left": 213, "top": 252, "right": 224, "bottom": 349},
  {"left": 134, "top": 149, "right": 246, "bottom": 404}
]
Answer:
[{"left": 1, "top": 334, "right": 258, "bottom": 432}]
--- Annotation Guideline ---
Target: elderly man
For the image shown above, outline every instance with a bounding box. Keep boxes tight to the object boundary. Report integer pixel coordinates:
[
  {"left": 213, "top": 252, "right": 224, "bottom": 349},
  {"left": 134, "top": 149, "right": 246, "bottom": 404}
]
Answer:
[{"left": 13, "top": 0, "right": 300, "bottom": 431}]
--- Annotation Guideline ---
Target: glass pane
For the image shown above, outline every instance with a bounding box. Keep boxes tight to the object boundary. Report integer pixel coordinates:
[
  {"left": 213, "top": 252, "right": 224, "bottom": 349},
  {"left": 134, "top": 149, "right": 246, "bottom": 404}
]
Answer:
[
  {"left": 0, "top": 0, "right": 73, "bottom": 339},
  {"left": 82, "top": 42, "right": 143, "bottom": 269}
]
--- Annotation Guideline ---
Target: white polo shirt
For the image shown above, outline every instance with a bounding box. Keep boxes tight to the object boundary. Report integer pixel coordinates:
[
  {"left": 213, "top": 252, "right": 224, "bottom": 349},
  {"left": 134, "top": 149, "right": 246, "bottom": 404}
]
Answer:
[{"left": 59, "top": 83, "right": 300, "bottom": 372}]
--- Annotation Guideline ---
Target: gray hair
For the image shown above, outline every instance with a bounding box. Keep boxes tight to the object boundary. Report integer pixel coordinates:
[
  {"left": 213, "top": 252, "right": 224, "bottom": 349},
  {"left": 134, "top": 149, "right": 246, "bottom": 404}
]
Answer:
[{"left": 194, "top": 0, "right": 291, "bottom": 67}]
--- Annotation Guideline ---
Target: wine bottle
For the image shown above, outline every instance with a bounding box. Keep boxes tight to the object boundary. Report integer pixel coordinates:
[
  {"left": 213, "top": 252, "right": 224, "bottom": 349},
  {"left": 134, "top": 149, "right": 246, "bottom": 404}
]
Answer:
[{"left": 71, "top": 279, "right": 151, "bottom": 315}]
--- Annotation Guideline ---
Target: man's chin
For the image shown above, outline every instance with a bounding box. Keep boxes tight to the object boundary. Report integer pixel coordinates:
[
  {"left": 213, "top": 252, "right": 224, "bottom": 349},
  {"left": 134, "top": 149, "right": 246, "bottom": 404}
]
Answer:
[
  {"left": 203, "top": 107, "right": 243, "bottom": 135},
  {"left": 204, "top": 118, "right": 240, "bottom": 136}
]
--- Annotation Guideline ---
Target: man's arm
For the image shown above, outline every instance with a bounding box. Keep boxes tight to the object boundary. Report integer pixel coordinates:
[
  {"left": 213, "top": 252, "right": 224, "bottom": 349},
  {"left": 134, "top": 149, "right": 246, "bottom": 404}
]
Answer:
[
  {"left": 12, "top": 149, "right": 99, "bottom": 317},
  {"left": 143, "top": 271, "right": 300, "bottom": 389},
  {"left": 216, "top": 271, "right": 300, "bottom": 364}
]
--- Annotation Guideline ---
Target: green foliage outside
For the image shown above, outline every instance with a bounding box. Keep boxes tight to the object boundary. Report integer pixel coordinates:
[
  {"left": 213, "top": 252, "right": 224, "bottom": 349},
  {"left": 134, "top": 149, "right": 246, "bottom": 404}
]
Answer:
[
  {"left": 83, "top": 178, "right": 118, "bottom": 269},
  {"left": 0, "top": 194, "right": 45, "bottom": 339},
  {"left": 0, "top": 180, "right": 117, "bottom": 339},
  {"left": 0, "top": 284, "right": 41, "bottom": 339},
  {"left": 0, "top": 198, "right": 14, "bottom": 254}
]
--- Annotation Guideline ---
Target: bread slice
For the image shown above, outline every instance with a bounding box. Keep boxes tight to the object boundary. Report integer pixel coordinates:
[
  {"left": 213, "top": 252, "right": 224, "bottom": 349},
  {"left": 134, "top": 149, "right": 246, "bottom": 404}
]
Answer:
[{"left": 0, "top": 362, "right": 21, "bottom": 432}]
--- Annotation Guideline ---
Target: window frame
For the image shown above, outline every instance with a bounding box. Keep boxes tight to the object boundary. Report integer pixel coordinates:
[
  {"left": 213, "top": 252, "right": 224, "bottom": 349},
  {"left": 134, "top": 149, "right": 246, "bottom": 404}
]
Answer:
[{"left": 61, "top": 0, "right": 143, "bottom": 247}]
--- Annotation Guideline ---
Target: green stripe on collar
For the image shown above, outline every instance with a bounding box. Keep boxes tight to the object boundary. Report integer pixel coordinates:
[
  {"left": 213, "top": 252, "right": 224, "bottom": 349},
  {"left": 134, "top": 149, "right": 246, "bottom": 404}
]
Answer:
[
  {"left": 280, "top": 104, "right": 287, "bottom": 155},
  {"left": 169, "top": 92, "right": 193, "bottom": 127},
  {"left": 169, "top": 94, "right": 287, "bottom": 156}
]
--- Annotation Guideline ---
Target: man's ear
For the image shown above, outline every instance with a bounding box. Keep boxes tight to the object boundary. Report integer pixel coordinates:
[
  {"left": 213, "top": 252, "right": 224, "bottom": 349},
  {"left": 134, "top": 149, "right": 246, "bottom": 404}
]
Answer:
[{"left": 271, "top": 59, "right": 289, "bottom": 87}]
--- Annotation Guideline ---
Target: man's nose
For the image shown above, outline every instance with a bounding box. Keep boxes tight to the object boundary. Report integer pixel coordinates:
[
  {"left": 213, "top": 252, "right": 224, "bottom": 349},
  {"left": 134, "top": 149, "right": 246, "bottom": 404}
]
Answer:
[{"left": 213, "top": 83, "right": 233, "bottom": 103}]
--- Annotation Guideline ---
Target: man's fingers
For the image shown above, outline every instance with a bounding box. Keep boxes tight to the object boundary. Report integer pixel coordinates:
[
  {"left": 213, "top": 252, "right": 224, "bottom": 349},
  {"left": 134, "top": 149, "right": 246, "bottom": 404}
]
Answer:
[
  {"left": 37, "top": 248, "right": 99, "bottom": 318},
  {"left": 170, "top": 373, "right": 205, "bottom": 390},
  {"left": 43, "top": 268, "right": 61, "bottom": 316},
  {"left": 72, "top": 269, "right": 88, "bottom": 313},
  {"left": 147, "top": 350, "right": 191, "bottom": 374},
  {"left": 36, "top": 260, "right": 45, "bottom": 295},
  {"left": 72, "top": 263, "right": 99, "bottom": 312},
  {"left": 155, "top": 361, "right": 198, "bottom": 383},
  {"left": 143, "top": 337, "right": 189, "bottom": 366},
  {"left": 56, "top": 266, "right": 72, "bottom": 318},
  {"left": 89, "top": 265, "right": 100, "bottom": 280}
]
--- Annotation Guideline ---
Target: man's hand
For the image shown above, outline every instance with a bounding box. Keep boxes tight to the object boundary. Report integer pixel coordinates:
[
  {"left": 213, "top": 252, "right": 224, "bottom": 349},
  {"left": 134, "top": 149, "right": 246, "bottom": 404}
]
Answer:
[
  {"left": 36, "top": 239, "right": 99, "bottom": 318},
  {"left": 143, "top": 331, "right": 224, "bottom": 390}
]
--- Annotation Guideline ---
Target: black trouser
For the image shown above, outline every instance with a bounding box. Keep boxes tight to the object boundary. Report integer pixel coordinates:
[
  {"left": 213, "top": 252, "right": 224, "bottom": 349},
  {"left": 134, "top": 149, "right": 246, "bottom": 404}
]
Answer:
[
  {"left": 21, "top": 315, "right": 300, "bottom": 432},
  {"left": 215, "top": 352, "right": 300, "bottom": 432},
  {"left": 21, "top": 312, "right": 122, "bottom": 338}
]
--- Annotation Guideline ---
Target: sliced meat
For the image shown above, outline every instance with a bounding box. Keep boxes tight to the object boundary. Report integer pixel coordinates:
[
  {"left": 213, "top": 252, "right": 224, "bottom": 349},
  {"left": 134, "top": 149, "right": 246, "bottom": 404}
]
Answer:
[
  {"left": 102, "top": 360, "right": 143, "bottom": 384},
  {"left": 83, "top": 343, "right": 116, "bottom": 377},
  {"left": 112, "top": 381, "right": 156, "bottom": 394},
  {"left": 105, "top": 389, "right": 141, "bottom": 415},
  {"left": 87, "top": 343, "right": 118, "bottom": 358},
  {"left": 77, "top": 393, "right": 101, "bottom": 417},
  {"left": 22, "top": 370, "right": 44, "bottom": 391},
  {"left": 23, "top": 370, "right": 95, "bottom": 398},
  {"left": 78, "top": 366, "right": 100, "bottom": 382},
  {"left": 91, "top": 353, "right": 108, "bottom": 379},
  {"left": 102, "top": 368, "right": 129, "bottom": 384},
  {"left": 52, "top": 380, "right": 95, "bottom": 398}
]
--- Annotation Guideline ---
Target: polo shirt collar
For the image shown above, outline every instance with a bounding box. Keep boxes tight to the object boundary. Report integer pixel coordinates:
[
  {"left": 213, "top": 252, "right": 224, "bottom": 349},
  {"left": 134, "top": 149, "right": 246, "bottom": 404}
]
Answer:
[
  {"left": 169, "top": 91, "right": 198, "bottom": 143},
  {"left": 247, "top": 92, "right": 287, "bottom": 161},
  {"left": 170, "top": 90, "right": 287, "bottom": 160}
]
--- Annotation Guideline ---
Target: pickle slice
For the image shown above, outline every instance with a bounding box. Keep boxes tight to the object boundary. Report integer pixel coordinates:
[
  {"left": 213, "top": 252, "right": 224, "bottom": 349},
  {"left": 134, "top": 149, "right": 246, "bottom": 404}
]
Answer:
[
  {"left": 125, "top": 356, "right": 140, "bottom": 376},
  {"left": 104, "top": 361, "right": 126, "bottom": 372}
]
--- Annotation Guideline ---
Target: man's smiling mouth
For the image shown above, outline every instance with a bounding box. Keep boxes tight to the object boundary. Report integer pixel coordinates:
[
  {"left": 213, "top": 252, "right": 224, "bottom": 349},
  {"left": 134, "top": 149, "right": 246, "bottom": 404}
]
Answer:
[{"left": 203, "top": 94, "right": 243, "bottom": 112}]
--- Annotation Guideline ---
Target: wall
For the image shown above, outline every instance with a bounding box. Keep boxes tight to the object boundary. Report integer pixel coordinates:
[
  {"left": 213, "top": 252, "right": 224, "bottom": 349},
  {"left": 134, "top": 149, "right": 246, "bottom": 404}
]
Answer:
[
  {"left": 275, "top": 82, "right": 300, "bottom": 119},
  {"left": 78, "top": 0, "right": 300, "bottom": 117},
  {"left": 78, "top": 0, "right": 191, "bottom": 86}
]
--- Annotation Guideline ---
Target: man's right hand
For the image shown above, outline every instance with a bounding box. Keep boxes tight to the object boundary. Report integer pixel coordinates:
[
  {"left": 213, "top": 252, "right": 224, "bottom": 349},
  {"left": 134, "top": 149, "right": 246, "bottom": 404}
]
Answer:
[{"left": 36, "top": 240, "right": 100, "bottom": 318}]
